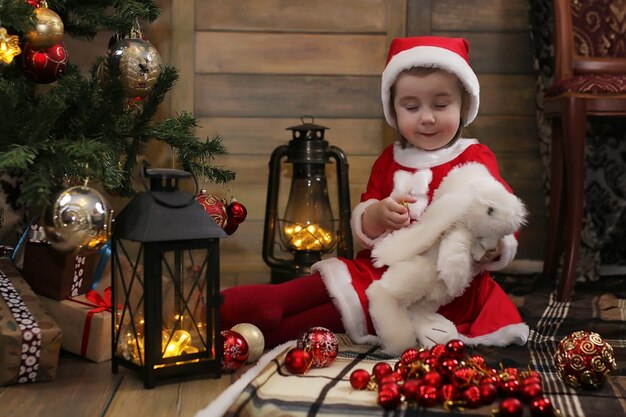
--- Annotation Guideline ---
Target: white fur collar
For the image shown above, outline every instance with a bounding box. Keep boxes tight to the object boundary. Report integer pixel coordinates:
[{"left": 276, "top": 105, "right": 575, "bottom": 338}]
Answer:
[{"left": 393, "top": 138, "right": 478, "bottom": 169}]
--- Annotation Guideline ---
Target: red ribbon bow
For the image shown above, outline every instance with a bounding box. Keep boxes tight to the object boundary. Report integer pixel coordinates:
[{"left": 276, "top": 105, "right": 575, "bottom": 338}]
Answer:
[{"left": 69, "top": 287, "right": 112, "bottom": 357}]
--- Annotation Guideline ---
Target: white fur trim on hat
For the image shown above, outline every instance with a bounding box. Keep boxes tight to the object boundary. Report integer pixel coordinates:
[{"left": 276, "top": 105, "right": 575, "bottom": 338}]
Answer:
[{"left": 382, "top": 46, "right": 480, "bottom": 129}]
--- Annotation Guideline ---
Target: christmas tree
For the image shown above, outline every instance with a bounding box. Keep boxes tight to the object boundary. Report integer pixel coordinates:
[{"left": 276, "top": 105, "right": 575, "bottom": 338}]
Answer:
[{"left": 0, "top": 0, "right": 235, "bottom": 212}]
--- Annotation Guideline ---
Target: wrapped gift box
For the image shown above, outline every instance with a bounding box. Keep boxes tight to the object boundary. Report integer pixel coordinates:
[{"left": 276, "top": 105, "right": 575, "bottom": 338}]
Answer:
[
  {"left": 20, "top": 224, "right": 99, "bottom": 300},
  {"left": 39, "top": 288, "right": 112, "bottom": 363},
  {"left": 0, "top": 258, "right": 62, "bottom": 386}
]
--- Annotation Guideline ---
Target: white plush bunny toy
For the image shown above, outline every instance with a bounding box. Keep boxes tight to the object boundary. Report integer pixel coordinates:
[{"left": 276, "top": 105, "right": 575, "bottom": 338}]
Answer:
[{"left": 368, "top": 163, "right": 527, "bottom": 355}]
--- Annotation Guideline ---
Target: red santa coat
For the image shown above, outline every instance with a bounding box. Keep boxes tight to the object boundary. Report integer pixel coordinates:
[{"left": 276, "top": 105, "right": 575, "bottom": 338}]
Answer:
[{"left": 313, "top": 139, "right": 529, "bottom": 347}]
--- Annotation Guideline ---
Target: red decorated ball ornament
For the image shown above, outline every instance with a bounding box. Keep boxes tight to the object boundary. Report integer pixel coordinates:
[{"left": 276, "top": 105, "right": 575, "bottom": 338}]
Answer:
[
  {"left": 220, "top": 330, "right": 249, "bottom": 372},
  {"left": 297, "top": 326, "right": 339, "bottom": 368},
  {"left": 227, "top": 198, "right": 247, "bottom": 225},
  {"left": 21, "top": 41, "right": 68, "bottom": 84},
  {"left": 285, "top": 347, "right": 312, "bottom": 374},
  {"left": 195, "top": 190, "right": 228, "bottom": 228},
  {"left": 554, "top": 330, "right": 617, "bottom": 389}
]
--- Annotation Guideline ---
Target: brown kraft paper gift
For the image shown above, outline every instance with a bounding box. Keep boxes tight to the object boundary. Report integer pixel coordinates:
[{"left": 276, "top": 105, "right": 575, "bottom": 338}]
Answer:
[{"left": 0, "top": 258, "right": 62, "bottom": 385}]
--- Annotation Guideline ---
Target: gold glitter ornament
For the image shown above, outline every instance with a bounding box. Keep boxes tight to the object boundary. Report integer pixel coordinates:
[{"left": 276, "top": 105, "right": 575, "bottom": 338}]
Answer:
[
  {"left": 105, "top": 38, "right": 162, "bottom": 98},
  {"left": 0, "top": 27, "right": 21, "bottom": 64},
  {"left": 43, "top": 185, "right": 113, "bottom": 254},
  {"left": 553, "top": 330, "right": 617, "bottom": 389},
  {"left": 25, "top": 7, "right": 64, "bottom": 50}
]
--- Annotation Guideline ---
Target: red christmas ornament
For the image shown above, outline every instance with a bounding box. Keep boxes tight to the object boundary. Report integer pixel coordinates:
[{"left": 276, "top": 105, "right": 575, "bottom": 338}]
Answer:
[
  {"left": 445, "top": 339, "right": 466, "bottom": 359},
  {"left": 220, "top": 330, "right": 249, "bottom": 372},
  {"left": 297, "top": 326, "right": 339, "bottom": 368},
  {"left": 438, "top": 357, "right": 460, "bottom": 378},
  {"left": 226, "top": 198, "right": 247, "bottom": 225},
  {"left": 195, "top": 190, "right": 228, "bottom": 228},
  {"left": 440, "top": 383, "right": 461, "bottom": 402},
  {"left": 530, "top": 397, "right": 555, "bottom": 417},
  {"left": 26, "top": 0, "right": 40, "bottom": 7},
  {"left": 500, "top": 379, "right": 521, "bottom": 397},
  {"left": 379, "top": 373, "right": 402, "bottom": 387},
  {"left": 521, "top": 382, "right": 543, "bottom": 402},
  {"left": 223, "top": 222, "right": 239, "bottom": 236},
  {"left": 498, "top": 397, "right": 524, "bottom": 417},
  {"left": 285, "top": 347, "right": 313, "bottom": 374},
  {"left": 378, "top": 384, "right": 401, "bottom": 409},
  {"left": 451, "top": 367, "right": 477, "bottom": 389},
  {"left": 394, "top": 360, "right": 410, "bottom": 379},
  {"left": 422, "top": 370, "right": 443, "bottom": 388},
  {"left": 401, "top": 378, "right": 421, "bottom": 401},
  {"left": 400, "top": 347, "right": 420, "bottom": 365},
  {"left": 479, "top": 381, "right": 498, "bottom": 404},
  {"left": 372, "top": 362, "right": 393, "bottom": 382},
  {"left": 523, "top": 375, "right": 543, "bottom": 387},
  {"left": 554, "top": 330, "right": 617, "bottom": 389},
  {"left": 349, "top": 369, "right": 370, "bottom": 390},
  {"left": 429, "top": 344, "right": 446, "bottom": 359},
  {"left": 461, "top": 385, "right": 482, "bottom": 408},
  {"left": 21, "top": 41, "right": 68, "bottom": 84},
  {"left": 469, "top": 354, "right": 486, "bottom": 369},
  {"left": 417, "top": 384, "right": 439, "bottom": 408}
]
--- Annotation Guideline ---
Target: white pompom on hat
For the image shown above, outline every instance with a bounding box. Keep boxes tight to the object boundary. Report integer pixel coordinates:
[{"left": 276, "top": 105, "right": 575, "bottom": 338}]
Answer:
[{"left": 381, "top": 36, "right": 480, "bottom": 129}]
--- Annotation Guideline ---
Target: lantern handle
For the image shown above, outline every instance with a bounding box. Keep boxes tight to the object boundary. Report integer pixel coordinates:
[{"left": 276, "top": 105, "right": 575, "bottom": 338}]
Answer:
[{"left": 140, "top": 161, "right": 199, "bottom": 209}]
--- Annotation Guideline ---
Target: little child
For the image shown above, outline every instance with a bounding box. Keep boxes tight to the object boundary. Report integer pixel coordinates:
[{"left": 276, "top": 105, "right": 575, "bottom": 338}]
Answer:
[{"left": 221, "top": 36, "right": 529, "bottom": 350}]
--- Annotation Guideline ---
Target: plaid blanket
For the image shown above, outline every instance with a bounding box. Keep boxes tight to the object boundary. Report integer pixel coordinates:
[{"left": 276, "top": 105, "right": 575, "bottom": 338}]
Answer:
[{"left": 198, "top": 274, "right": 626, "bottom": 417}]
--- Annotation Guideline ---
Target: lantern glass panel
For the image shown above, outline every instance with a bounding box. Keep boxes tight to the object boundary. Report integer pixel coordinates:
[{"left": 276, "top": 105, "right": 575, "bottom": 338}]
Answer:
[
  {"left": 113, "top": 239, "right": 217, "bottom": 369},
  {"left": 279, "top": 176, "right": 336, "bottom": 253}
]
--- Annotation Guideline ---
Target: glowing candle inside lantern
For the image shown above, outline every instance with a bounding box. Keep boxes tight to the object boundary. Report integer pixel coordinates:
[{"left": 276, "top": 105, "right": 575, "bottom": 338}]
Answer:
[{"left": 162, "top": 330, "right": 192, "bottom": 358}]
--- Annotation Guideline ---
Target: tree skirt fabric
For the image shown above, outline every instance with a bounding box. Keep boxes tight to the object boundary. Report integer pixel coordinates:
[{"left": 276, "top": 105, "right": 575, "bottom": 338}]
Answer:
[{"left": 197, "top": 274, "right": 626, "bottom": 417}]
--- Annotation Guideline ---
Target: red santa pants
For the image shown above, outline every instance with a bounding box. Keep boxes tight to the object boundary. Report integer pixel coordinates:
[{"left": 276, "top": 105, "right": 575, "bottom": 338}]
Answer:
[{"left": 220, "top": 273, "right": 345, "bottom": 347}]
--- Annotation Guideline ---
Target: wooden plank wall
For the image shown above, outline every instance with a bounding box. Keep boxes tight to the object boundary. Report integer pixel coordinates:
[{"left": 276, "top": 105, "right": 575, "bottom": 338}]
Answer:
[
  {"left": 186, "top": 0, "right": 406, "bottom": 285},
  {"left": 160, "top": 0, "right": 545, "bottom": 284}
]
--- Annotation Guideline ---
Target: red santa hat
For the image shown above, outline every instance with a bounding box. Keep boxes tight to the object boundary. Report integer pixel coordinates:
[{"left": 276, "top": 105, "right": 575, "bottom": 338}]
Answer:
[{"left": 381, "top": 36, "right": 480, "bottom": 129}]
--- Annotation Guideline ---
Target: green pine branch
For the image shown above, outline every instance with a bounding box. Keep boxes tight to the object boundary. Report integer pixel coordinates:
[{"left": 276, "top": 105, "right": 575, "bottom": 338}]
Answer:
[{"left": 0, "top": 0, "right": 235, "bottom": 210}]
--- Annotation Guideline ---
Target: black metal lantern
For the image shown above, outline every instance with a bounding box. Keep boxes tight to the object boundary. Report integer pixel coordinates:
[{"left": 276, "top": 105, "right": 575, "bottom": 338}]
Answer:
[
  {"left": 111, "top": 165, "right": 226, "bottom": 388},
  {"left": 263, "top": 117, "right": 353, "bottom": 283}
]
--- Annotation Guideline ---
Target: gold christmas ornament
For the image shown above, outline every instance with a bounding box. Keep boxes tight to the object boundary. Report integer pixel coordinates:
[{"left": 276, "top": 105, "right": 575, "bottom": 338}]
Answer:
[
  {"left": 0, "top": 27, "right": 21, "bottom": 64},
  {"left": 105, "top": 38, "right": 162, "bottom": 98},
  {"left": 43, "top": 185, "right": 113, "bottom": 254},
  {"left": 25, "top": 7, "right": 64, "bottom": 50},
  {"left": 231, "top": 323, "right": 265, "bottom": 363}
]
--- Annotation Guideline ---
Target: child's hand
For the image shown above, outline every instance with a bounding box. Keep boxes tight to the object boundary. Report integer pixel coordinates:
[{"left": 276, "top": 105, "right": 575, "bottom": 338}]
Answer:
[
  {"left": 477, "top": 239, "right": 503, "bottom": 264},
  {"left": 362, "top": 194, "right": 416, "bottom": 239}
]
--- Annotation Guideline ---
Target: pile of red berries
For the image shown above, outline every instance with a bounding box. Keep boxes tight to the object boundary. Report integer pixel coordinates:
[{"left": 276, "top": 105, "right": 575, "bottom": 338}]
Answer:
[{"left": 349, "top": 340, "right": 560, "bottom": 416}]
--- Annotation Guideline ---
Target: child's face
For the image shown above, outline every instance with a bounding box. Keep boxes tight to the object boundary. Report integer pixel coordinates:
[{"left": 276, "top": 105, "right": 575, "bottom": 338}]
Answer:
[{"left": 392, "top": 70, "right": 463, "bottom": 151}]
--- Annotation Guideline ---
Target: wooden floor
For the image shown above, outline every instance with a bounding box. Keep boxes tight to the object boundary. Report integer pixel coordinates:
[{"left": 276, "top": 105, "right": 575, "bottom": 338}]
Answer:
[{"left": 0, "top": 347, "right": 241, "bottom": 417}]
